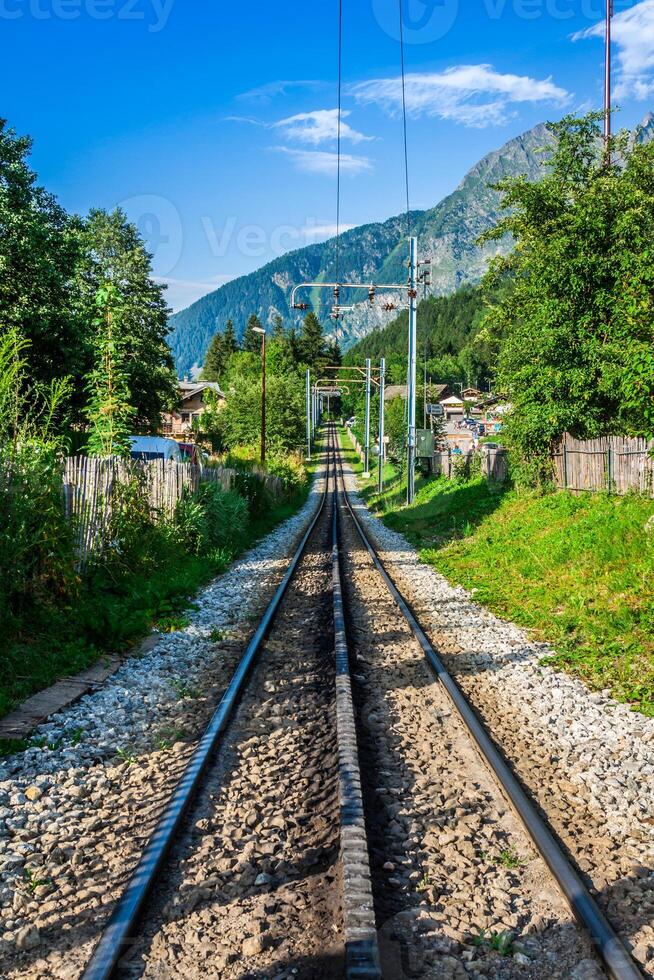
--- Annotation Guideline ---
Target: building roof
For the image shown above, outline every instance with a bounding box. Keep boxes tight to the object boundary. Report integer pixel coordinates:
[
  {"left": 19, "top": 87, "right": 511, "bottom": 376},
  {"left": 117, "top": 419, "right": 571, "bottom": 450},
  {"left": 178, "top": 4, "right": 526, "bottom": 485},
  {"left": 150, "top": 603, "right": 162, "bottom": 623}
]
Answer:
[
  {"left": 179, "top": 380, "right": 225, "bottom": 401},
  {"left": 431, "top": 384, "right": 450, "bottom": 401},
  {"left": 440, "top": 395, "right": 465, "bottom": 406},
  {"left": 383, "top": 385, "right": 408, "bottom": 401}
]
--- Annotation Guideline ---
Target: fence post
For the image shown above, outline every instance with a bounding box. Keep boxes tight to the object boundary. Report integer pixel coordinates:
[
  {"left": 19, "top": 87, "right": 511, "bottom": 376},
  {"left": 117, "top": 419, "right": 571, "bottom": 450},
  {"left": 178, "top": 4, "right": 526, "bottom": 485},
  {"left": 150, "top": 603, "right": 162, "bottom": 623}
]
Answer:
[
  {"left": 607, "top": 445, "right": 612, "bottom": 495},
  {"left": 562, "top": 443, "right": 568, "bottom": 490}
]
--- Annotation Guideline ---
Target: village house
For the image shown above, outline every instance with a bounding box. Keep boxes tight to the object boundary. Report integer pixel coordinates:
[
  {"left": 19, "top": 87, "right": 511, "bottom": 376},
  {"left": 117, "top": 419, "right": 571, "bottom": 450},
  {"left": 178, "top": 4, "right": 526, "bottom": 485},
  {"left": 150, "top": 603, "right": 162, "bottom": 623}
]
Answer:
[
  {"left": 461, "top": 386, "right": 485, "bottom": 403},
  {"left": 383, "top": 383, "right": 450, "bottom": 403},
  {"left": 161, "top": 380, "right": 225, "bottom": 440}
]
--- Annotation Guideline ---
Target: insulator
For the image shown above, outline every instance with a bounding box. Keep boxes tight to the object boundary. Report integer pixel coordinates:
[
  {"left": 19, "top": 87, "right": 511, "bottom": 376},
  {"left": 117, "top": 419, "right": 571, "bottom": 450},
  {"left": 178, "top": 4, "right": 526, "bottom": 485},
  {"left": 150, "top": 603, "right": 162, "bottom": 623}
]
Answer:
[{"left": 293, "top": 302, "right": 309, "bottom": 311}]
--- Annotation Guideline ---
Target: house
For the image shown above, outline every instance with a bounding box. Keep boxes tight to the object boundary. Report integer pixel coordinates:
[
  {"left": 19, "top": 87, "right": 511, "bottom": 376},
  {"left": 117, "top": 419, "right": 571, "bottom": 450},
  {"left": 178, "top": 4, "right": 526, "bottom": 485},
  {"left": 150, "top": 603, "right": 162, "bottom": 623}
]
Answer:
[
  {"left": 383, "top": 384, "right": 408, "bottom": 402},
  {"left": 461, "top": 387, "right": 484, "bottom": 403},
  {"left": 439, "top": 394, "right": 466, "bottom": 421},
  {"left": 161, "top": 380, "right": 225, "bottom": 439},
  {"left": 384, "top": 383, "right": 450, "bottom": 402}
]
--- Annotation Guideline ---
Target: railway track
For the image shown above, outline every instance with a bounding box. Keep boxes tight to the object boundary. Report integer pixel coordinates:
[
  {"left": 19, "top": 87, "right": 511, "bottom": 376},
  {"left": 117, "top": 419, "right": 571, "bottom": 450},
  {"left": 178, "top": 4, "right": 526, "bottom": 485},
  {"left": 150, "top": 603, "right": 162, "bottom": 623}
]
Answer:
[{"left": 77, "top": 424, "right": 643, "bottom": 980}]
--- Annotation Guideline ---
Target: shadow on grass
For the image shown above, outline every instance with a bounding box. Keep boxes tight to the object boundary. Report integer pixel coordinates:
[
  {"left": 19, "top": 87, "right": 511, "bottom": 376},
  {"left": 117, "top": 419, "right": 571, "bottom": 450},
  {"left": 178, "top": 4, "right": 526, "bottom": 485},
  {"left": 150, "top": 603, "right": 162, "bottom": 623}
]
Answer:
[{"left": 382, "top": 476, "right": 511, "bottom": 549}]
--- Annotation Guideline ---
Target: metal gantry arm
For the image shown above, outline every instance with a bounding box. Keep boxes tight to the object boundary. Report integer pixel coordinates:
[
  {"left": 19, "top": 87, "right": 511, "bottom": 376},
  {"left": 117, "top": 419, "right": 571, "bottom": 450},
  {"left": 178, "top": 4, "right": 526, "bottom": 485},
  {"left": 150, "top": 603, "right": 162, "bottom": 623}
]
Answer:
[
  {"left": 293, "top": 236, "right": 425, "bottom": 502},
  {"left": 290, "top": 280, "right": 413, "bottom": 319}
]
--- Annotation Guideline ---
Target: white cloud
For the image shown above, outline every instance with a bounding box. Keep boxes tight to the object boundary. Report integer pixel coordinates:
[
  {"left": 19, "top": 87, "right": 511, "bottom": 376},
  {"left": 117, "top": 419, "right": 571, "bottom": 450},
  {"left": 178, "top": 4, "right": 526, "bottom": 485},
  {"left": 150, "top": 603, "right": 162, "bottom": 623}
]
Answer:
[
  {"left": 301, "top": 222, "right": 356, "bottom": 239},
  {"left": 274, "top": 147, "right": 373, "bottom": 177},
  {"left": 227, "top": 108, "right": 373, "bottom": 146},
  {"left": 273, "top": 109, "right": 373, "bottom": 145},
  {"left": 236, "top": 79, "right": 322, "bottom": 105},
  {"left": 350, "top": 65, "right": 570, "bottom": 128},
  {"left": 572, "top": 0, "right": 654, "bottom": 101}
]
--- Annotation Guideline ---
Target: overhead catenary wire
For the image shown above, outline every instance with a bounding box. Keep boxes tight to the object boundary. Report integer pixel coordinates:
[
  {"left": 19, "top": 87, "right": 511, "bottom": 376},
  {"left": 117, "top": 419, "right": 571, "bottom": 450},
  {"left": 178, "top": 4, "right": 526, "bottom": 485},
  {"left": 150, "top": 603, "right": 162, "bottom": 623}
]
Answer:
[
  {"left": 398, "top": 0, "right": 412, "bottom": 241},
  {"left": 335, "top": 0, "right": 343, "bottom": 285}
]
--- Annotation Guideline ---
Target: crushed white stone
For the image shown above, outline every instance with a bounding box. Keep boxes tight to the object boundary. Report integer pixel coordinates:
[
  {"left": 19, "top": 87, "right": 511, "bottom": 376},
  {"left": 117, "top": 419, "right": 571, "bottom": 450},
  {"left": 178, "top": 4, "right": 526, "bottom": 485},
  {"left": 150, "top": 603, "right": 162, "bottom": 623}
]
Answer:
[{"left": 341, "top": 460, "right": 654, "bottom": 844}]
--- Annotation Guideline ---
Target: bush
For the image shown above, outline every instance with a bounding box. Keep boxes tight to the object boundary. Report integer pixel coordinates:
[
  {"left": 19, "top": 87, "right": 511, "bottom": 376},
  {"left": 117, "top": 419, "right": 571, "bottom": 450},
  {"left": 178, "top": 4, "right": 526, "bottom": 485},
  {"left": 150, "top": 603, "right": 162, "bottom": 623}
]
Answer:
[
  {"left": 176, "top": 483, "right": 248, "bottom": 555},
  {"left": 0, "top": 443, "right": 77, "bottom": 629},
  {"left": 265, "top": 451, "right": 307, "bottom": 493}
]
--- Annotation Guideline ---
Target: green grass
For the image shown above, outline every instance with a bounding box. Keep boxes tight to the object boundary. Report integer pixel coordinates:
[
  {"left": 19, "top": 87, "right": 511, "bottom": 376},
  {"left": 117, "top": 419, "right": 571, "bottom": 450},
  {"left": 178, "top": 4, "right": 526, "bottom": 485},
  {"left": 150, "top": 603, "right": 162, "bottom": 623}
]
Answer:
[
  {"left": 0, "top": 476, "right": 314, "bottom": 724},
  {"left": 354, "top": 464, "right": 654, "bottom": 716}
]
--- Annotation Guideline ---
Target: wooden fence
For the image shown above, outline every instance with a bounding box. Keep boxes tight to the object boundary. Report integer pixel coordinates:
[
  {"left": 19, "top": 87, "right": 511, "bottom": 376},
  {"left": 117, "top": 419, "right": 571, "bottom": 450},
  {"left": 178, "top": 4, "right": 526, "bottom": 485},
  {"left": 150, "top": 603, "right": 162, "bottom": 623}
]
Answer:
[
  {"left": 432, "top": 447, "right": 509, "bottom": 482},
  {"left": 552, "top": 434, "right": 654, "bottom": 496},
  {"left": 62, "top": 456, "right": 285, "bottom": 562},
  {"left": 348, "top": 425, "right": 654, "bottom": 496}
]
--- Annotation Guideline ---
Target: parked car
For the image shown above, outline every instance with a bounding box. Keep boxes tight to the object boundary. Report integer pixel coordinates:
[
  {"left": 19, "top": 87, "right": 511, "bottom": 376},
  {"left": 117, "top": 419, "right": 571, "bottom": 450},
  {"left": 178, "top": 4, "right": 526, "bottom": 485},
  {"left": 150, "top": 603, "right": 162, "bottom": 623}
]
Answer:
[
  {"left": 345, "top": 417, "right": 356, "bottom": 428},
  {"left": 480, "top": 441, "right": 504, "bottom": 452},
  {"left": 178, "top": 442, "right": 208, "bottom": 464},
  {"left": 129, "top": 436, "right": 184, "bottom": 462}
]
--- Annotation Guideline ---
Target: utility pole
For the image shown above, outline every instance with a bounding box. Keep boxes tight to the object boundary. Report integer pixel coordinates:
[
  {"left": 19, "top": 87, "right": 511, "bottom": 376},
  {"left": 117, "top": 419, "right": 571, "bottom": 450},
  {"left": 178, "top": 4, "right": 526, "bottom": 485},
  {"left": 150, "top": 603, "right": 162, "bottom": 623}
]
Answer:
[
  {"left": 311, "top": 385, "right": 316, "bottom": 439},
  {"left": 306, "top": 369, "right": 311, "bottom": 460},
  {"left": 423, "top": 340, "right": 428, "bottom": 428},
  {"left": 252, "top": 326, "right": 266, "bottom": 465},
  {"left": 364, "top": 357, "right": 371, "bottom": 478},
  {"left": 407, "top": 236, "right": 418, "bottom": 505},
  {"left": 378, "top": 357, "right": 386, "bottom": 494},
  {"left": 604, "top": 0, "right": 613, "bottom": 161}
]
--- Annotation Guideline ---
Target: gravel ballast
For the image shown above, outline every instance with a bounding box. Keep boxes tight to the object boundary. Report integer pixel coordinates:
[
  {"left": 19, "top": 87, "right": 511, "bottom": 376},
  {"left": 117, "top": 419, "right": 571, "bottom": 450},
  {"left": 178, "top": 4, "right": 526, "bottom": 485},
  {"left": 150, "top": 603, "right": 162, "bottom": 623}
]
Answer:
[
  {"left": 341, "top": 452, "right": 654, "bottom": 975},
  {"left": 0, "top": 467, "right": 327, "bottom": 978}
]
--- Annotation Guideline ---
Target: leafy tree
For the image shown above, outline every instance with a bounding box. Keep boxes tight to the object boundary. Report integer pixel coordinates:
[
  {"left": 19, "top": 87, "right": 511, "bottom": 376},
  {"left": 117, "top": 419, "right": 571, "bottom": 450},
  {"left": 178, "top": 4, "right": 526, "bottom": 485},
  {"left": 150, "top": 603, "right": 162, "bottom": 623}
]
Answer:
[
  {"left": 385, "top": 396, "right": 407, "bottom": 460},
  {"left": 74, "top": 208, "right": 178, "bottom": 433},
  {"left": 243, "top": 314, "right": 264, "bottom": 354},
  {"left": 482, "top": 112, "right": 654, "bottom": 478},
  {"left": 300, "top": 311, "right": 326, "bottom": 369},
  {"left": 220, "top": 368, "right": 306, "bottom": 452},
  {"left": 0, "top": 119, "right": 83, "bottom": 413},
  {"left": 84, "top": 283, "right": 135, "bottom": 457}
]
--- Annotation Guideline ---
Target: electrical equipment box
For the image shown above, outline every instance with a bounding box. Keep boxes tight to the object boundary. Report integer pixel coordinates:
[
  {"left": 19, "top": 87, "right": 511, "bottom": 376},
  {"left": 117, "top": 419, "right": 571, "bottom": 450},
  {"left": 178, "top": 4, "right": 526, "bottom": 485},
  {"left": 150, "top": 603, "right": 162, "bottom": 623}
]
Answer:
[{"left": 416, "top": 429, "right": 434, "bottom": 459}]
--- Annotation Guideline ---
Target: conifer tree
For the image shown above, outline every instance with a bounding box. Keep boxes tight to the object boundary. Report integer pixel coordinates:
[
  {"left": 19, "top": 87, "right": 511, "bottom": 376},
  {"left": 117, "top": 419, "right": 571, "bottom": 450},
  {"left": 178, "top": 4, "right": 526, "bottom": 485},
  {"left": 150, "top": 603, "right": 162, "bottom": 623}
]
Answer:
[
  {"left": 202, "top": 331, "right": 226, "bottom": 381},
  {"left": 287, "top": 327, "right": 302, "bottom": 367},
  {"left": 272, "top": 314, "right": 285, "bottom": 339},
  {"left": 300, "top": 311, "right": 325, "bottom": 369},
  {"left": 223, "top": 318, "right": 238, "bottom": 355},
  {"left": 327, "top": 337, "right": 342, "bottom": 367},
  {"left": 243, "top": 313, "right": 264, "bottom": 354}
]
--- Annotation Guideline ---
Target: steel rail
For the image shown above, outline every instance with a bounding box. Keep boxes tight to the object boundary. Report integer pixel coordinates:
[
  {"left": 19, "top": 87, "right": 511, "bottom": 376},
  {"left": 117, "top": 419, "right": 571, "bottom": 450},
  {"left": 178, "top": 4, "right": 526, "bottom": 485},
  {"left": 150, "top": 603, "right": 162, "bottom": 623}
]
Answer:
[
  {"left": 80, "top": 447, "right": 334, "bottom": 980},
  {"left": 333, "top": 426, "right": 643, "bottom": 980},
  {"left": 331, "top": 461, "right": 382, "bottom": 979}
]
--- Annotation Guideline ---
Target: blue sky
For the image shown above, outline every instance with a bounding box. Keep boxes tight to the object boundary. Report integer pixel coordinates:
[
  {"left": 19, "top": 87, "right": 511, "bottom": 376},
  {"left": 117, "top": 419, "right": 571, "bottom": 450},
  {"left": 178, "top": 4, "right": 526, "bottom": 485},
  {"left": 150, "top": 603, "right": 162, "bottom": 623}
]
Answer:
[{"left": 2, "top": 0, "right": 653, "bottom": 311}]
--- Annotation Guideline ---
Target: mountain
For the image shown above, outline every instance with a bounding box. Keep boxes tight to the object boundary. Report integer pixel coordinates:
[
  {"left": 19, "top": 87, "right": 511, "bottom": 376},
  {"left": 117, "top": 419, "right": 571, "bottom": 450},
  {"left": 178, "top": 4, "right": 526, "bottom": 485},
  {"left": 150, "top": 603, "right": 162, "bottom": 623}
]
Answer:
[{"left": 168, "top": 114, "right": 651, "bottom": 376}]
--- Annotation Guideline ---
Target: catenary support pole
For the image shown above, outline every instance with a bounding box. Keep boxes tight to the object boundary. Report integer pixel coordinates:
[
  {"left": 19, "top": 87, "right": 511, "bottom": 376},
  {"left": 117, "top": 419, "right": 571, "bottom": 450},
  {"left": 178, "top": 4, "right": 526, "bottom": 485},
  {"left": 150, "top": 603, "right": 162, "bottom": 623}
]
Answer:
[
  {"left": 604, "top": 0, "right": 612, "bottom": 158},
  {"left": 260, "top": 330, "right": 266, "bottom": 465},
  {"left": 306, "top": 370, "right": 311, "bottom": 460},
  {"left": 363, "top": 357, "right": 371, "bottom": 477},
  {"left": 407, "top": 236, "right": 418, "bottom": 505},
  {"left": 378, "top": 357, "right": 386, "bottom": 494}
]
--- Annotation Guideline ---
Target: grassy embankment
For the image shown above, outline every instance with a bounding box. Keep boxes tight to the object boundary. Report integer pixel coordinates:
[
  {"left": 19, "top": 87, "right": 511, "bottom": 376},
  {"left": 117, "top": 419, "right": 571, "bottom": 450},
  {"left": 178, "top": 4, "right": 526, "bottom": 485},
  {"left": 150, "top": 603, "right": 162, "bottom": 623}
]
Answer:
[
  {"left": 0, "top": 459, "right": 319, "bottom": 729},
  {"left": 339, "top": 426, "right": 654, "bottom": 716}
]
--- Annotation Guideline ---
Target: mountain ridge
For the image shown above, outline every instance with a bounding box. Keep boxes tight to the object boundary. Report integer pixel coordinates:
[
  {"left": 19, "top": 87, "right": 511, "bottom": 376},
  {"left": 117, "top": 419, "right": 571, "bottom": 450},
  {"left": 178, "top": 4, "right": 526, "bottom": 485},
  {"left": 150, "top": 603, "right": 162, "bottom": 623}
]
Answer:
[{"left": 168, "top": 115, "right": 650, "bottom": 376}]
